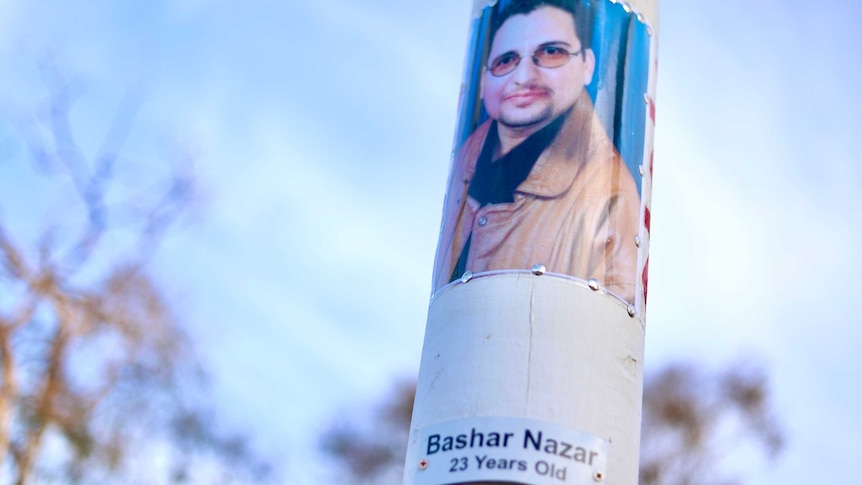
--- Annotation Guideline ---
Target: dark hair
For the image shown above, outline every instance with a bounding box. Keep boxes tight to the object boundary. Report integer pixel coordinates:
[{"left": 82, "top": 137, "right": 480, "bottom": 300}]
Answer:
[{"left": 491, "top": 0, "right": 591, "bottom": 51}]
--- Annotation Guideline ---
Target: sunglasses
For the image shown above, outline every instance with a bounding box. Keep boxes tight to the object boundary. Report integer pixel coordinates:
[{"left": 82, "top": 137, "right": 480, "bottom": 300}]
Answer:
[{"left": 487, "top": 45, "right": 584, "bottom": 77}]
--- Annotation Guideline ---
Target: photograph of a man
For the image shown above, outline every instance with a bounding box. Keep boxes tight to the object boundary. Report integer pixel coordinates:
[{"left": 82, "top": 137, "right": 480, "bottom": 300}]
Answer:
[{"left": 432, "top": 0, "right": 640, "bottom": 301}]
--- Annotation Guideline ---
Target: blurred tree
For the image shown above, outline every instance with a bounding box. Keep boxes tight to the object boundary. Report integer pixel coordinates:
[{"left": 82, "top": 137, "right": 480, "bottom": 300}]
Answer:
[
  {"left": 320, "top": 378, "right": 416, "bottom": 484},
  {"left": 321, "top": 362, "right": 783, "bottom": 484},
  {"left": 639, "top": 361, "right": 784, "bottom": 485},
  {"left": 0, "top": 62, "right": 270, "bottom": 484}
]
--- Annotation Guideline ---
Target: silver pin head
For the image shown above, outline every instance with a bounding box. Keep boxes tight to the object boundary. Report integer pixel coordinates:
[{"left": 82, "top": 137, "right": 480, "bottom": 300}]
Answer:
[
  {"left": 531, "top": 264, "right": 546, "bottom": 276},
  {"left": 461, "top": 271, "right": 473, "bottom": 283},
  {"left": 419, "top": 459, "right": 429, "bottom": 470},
  {"left": 635, "top": 235, "right": 641, "bottom": 248},
  {"left": 588, "top": 278, "right": 600, "bottom": 291},
  {"left": 627, "top": 304, "right": 636, "bottom": 317}
]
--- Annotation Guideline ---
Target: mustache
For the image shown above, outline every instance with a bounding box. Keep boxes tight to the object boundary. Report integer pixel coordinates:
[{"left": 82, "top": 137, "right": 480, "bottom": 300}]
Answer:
[{"left": 503, "top": 85, "right": 553, "bottom": 100}]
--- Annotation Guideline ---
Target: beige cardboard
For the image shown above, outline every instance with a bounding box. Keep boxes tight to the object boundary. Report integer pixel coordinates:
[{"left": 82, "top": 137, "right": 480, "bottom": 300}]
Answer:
[{"left": 405, "top": 274, "right": 645, "bottom": 485}]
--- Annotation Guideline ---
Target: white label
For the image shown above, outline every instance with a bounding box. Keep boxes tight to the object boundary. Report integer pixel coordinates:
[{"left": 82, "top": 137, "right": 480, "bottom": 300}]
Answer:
[{"left": 415, "top": 417, "right": 608, "bottom": 485}]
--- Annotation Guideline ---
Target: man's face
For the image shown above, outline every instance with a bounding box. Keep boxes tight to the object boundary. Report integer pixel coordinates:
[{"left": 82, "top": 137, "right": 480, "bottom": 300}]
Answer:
[{"left": 483, "top": 6, "right": 595, "bottom": 131}]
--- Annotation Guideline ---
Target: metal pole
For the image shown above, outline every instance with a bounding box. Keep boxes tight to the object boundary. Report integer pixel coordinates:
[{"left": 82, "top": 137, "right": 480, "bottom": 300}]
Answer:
[{"left": 405, "top": 1, "right": 658, "bottom": 484}]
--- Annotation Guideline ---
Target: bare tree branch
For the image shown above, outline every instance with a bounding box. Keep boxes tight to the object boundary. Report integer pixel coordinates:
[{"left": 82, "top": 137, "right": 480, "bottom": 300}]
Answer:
[{"left": 0, "top": 62, "right": 272, "bottom": 484}]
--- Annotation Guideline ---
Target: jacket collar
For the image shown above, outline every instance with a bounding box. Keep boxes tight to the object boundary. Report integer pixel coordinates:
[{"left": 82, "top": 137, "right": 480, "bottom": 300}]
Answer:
[{"left": 516, "top": 89, "right": 599, "bottom": 198}]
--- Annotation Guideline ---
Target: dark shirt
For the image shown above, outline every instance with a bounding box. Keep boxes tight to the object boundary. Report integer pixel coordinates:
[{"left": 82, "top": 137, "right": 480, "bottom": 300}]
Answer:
[
  {"left": 468, "top": 116, "right": 565, "bottom": 206},
  {"left": 450, "top": 115, "right": 566, "bottom": 282}
]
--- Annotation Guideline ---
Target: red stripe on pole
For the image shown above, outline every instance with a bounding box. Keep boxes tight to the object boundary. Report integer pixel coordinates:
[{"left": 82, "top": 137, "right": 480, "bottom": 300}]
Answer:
[
  {"left": 644, "top": 206, "right": 651, "bottom": 232},
  {"left": 641, "top": 257, "right": 649, "bottom": 306}
]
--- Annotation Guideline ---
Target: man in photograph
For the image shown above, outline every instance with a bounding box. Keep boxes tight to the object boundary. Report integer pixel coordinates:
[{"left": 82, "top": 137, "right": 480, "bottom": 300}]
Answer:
[{"left": 433, "top": 0, "right": 640, "bottom": 301}]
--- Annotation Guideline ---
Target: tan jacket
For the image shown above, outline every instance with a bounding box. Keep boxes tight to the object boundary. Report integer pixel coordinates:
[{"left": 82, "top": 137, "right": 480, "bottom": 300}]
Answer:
[{"left": 432, "top": 91, "right": 640, "bottom": 301}]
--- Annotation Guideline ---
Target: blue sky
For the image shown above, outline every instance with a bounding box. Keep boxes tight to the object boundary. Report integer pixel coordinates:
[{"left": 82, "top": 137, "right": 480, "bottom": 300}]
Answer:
[{"left": 1, "top": 0, "right": 860, "bottom": 483}]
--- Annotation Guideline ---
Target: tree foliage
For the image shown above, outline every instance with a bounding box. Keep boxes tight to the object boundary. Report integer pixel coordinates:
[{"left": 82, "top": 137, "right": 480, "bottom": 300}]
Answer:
[
  {"left": 639, "top": 361, "right": 784, "bottom": 485},
  {"left": 320, "top": 379, "right": 416, "bottom": 485},
  {"left": 321, "top": 361, "right": 783, "bottom": 484},
  {"left": 0, "top": 62, "right": 269, "bottom": 484}
]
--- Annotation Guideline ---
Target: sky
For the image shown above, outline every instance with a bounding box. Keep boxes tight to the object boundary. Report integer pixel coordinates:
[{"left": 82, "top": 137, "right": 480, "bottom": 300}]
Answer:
[{"left": 1, "top": 0, "right": 861, "bottom": 483}]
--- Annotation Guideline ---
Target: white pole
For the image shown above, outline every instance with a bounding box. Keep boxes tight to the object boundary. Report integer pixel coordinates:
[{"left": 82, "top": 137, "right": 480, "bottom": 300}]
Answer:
[{"left": 405, "top": 1, "right": 658, "bottom": 484}]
